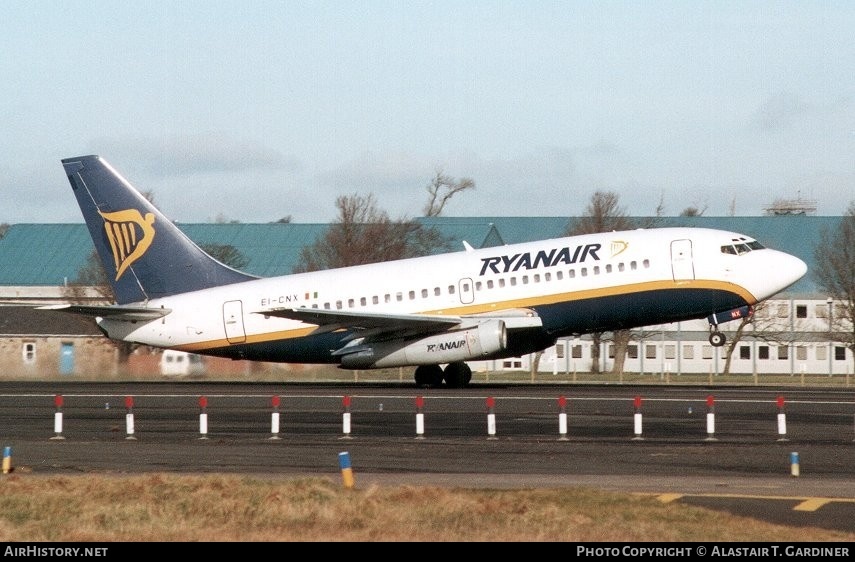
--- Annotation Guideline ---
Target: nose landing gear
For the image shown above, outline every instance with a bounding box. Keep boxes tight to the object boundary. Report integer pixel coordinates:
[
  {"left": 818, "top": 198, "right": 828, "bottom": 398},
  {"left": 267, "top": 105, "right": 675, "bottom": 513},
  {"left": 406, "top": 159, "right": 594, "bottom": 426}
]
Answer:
[
  {"left": 708, "top": 328, "right": 726, "bottom": 347},
  {"left": 706, "top": 305, "right": 753, "bottom": 348}
]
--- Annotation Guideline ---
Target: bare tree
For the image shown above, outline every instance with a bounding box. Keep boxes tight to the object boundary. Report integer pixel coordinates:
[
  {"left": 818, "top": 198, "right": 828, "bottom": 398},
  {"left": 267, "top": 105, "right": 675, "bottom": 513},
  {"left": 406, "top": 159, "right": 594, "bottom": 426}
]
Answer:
[
  {"left": 295, "top": 193, "right": 451, "bottom": 273},
  {"left": 679, "top": 203, "right": 707, "bottom": 217},
  {"left": 813, "top": 201, "right": 855, "bottom": 371},
  {"left": 201, "top": 244, "right": 249, "bottom": 270},
  {"left": 423, "top": 169, "right": 475, "bottom": 217},
  {"left": 565, "top": 191, "right": 636, "bottom": 374}
]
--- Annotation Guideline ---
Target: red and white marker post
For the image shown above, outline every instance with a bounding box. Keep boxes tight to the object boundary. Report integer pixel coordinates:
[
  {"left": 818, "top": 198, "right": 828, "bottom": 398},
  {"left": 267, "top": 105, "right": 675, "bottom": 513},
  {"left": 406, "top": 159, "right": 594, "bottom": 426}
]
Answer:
[
  {"left": 705, "top": 395, "right": 717, "bottom": 441},
  {"left": 341, "top": 395, "right": 352, "bottom": 439},
  {"left": 632, "top": 396, "right": 643, "bottom": 440},
  {"left": 270, "top": 395, "right": 281, "bottom": 440},
  {"left": 198, "top": 396, "right": 209, "bottom": 440},
  {"left": 776, "top": 395, "right": 788, "bottom": 441},
  {"left": 486, "top": 397, "right": 497, "bottom": 440},
  {"left": 51, "top": 394, "right": 65, "bottom": 440},
  {"left": 415, "top": 396, "right": 425, "bottom": 439},
  {"left": 125, "top": 396, "right": 136, "bottom": 440},
  {"left": 558, "top": 396, "right": 569, "bottom": 441}
]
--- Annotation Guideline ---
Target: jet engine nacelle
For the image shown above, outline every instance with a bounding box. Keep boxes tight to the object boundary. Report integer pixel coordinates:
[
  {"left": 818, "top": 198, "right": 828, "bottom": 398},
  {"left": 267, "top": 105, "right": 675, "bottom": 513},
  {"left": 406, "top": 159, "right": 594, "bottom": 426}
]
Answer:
[{"left": 339, "top": 320, "right": 507, "bottom": 369}]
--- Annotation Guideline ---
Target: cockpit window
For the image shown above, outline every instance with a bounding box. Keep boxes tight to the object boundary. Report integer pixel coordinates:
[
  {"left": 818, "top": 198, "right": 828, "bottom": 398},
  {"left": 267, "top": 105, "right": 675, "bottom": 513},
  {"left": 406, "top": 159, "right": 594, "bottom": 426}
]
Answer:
[{"left": 721, "top": 239, "right": 765, "bottom": 255}]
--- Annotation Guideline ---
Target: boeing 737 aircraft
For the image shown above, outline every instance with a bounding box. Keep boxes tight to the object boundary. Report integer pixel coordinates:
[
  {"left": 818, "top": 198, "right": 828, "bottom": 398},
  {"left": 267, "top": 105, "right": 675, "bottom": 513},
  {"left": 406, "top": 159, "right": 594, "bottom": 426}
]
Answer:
[{"left": 44, "top": 155, "right": 807, "bottom": 387}]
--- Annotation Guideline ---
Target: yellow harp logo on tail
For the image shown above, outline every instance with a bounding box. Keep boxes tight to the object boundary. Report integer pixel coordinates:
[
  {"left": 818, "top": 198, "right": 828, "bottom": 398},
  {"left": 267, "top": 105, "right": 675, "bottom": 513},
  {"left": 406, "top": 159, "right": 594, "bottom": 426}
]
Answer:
[{"left": 99, "top": 209, "right": 156, "bottom": 281}]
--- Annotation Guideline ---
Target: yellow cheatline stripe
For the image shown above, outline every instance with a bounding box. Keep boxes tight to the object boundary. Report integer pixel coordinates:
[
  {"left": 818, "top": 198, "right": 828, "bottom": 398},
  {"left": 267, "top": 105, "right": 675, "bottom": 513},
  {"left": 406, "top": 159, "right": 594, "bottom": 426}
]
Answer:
[{"left": 180, "top": 279, "right": 755, "bottom": 352}]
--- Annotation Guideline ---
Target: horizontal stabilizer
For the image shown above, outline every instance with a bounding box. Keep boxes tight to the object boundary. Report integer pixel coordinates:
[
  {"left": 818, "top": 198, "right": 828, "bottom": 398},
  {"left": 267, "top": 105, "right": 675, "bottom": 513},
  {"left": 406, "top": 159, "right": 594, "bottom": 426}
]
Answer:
[{"left": 37, "top": 304, "right": 172, "bottom": 322}]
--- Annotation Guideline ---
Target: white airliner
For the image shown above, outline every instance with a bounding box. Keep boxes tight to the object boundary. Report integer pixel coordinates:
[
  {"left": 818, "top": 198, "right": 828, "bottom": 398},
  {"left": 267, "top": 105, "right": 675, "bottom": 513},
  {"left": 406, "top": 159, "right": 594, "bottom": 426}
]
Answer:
[{"left": 44, "top": 155, "right": 807, "bottom": 387}]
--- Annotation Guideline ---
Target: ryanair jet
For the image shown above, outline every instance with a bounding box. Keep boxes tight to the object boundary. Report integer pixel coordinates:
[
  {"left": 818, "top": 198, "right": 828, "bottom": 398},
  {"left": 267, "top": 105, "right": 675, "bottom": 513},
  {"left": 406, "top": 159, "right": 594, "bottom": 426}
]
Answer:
[{"left": 44, "top": 155, "right": 807, "bottom": 387}]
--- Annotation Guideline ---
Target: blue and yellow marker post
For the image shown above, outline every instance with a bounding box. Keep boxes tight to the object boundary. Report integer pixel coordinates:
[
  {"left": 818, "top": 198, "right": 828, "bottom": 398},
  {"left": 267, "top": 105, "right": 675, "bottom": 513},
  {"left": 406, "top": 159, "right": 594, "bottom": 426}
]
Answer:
[
  {"left": 2, "top": 446, "right": 11, "bottom": 474},
  {"left": 338, "top": 451, "right": 355, "bottom": 489}
]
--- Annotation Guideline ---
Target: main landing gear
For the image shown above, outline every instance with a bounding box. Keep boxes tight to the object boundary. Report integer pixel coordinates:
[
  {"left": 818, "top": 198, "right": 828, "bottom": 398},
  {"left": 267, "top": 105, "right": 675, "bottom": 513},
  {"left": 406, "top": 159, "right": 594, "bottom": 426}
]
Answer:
[{"left": 414, "top": 362, "right": 473, "bottom": 388}]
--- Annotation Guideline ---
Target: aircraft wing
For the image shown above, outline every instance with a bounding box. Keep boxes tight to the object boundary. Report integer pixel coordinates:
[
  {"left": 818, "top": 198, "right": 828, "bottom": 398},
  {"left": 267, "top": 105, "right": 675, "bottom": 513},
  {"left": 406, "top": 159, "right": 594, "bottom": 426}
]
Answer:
[
  {"left": 259, "top": 307, "right": 462, "bottom": 340},
  {"left": 259, "top": 306, "right": 542, "bottom": 341},
  {"left": 36, "top": 304, "right": 172, "bottom": 322}
]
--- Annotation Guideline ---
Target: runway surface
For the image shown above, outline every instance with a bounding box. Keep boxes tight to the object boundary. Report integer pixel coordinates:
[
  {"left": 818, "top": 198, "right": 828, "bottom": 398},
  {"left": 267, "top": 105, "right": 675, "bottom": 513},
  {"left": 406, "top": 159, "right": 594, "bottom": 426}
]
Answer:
[{"left": 1, "top": 381, "right": 854, "bottom": 534}]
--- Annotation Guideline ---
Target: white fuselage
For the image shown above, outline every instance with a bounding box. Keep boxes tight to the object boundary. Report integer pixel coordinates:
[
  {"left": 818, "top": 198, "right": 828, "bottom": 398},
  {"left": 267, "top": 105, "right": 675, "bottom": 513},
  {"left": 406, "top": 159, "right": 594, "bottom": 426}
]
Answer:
[{"left": 98, "top": 227, "right": 807, "bottom": 364}]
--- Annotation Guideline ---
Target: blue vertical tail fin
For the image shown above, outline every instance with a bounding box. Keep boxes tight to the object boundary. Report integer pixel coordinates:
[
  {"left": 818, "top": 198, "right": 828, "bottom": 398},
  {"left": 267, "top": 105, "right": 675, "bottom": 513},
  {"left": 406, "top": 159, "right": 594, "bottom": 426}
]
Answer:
[{"left": 62, "top": 155, "right": 256, "bottom": 305}]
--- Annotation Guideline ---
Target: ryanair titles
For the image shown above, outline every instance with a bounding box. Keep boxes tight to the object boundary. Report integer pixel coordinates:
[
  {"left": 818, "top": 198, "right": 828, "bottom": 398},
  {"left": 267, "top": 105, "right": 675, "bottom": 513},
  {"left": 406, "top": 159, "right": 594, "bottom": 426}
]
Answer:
[{"left": 479, "top": 243, "right": 601, "bottom": 276}]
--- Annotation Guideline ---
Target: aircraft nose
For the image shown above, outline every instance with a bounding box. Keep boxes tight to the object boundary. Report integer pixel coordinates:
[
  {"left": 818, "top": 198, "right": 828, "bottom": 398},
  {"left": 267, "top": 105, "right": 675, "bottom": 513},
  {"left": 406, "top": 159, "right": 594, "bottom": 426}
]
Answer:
[{"left": 773, "top": 251, "right": 808, "bottom": 293}]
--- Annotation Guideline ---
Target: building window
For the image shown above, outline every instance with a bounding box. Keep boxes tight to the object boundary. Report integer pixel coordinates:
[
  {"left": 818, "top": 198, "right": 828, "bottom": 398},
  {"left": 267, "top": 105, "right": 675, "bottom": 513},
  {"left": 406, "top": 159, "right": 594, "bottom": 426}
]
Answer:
[
  {"left": 571, "top": 345, "right": 583, "bottom": 359},
  {"left": 628, "top": 345, "right": 638, "bottom": 359},
  {"left": 502, "top": 359, "right": 523, "bottom": 370},
  {"left": 816, "top": 346, "right": 826, "bottom": 361},
  {"left": 702, "top": 345, "right": 713, "bottom": 360},
  {"left": 22, "top": 342, "right": 36, "bottom": 364},
  {"left": 796, "top": 305, "right": 807, "bottom": 319},
  {"left": 683, "top": 345, "right": 694, "bottom": 360},
  {"left": 739, "top": 346, "right": 751, "bottom": 360},
  {"left": 758, "top": 346, "right": 769, "bottom": 360},
  {"left": 555, "top": 343, "right": 565, "bottom": 359},
  {"left": 836, "top": 347, "right": 847, "bottom": 361},
  {"left": 664, "top": 345, "right": 676, "bottom": 360},
  {"left": 796, "top": 346, "right": 807, "bottom": 361},
  {"left": 777, "top": 304, "right": 789, "bottom": 318},
  {"left": 777, "top": 346, "right": 788, "bottom": 360},
  {"left": 608, "top": 345, "right": 615, "bottom": 359},
  {"left": 645, "top": 345, "right": 656, "bottom": 359}
]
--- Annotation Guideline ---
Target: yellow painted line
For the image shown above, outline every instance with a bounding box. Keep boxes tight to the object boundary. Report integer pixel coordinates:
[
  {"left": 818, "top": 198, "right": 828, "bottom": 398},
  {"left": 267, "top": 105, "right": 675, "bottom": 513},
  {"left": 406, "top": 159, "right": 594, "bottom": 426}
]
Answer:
[
  {"left": 636, "top": 492, "right": 855, "bottom": 511},
  {"left": 794, "top": 498, "right": 832, "bottom": 511}
]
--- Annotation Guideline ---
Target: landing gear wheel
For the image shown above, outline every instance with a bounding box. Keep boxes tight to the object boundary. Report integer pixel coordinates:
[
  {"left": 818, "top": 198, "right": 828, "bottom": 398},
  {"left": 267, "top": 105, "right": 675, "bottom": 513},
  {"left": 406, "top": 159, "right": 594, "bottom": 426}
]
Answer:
[
  {"left": 443, "top": 362, "right": 472, "bottom": 388},
  {"left": 414, "top": 365, "right": 444, "bottom": 388},
  {"left": 709, "top": 331, "right": 726, "bottom": 347}
]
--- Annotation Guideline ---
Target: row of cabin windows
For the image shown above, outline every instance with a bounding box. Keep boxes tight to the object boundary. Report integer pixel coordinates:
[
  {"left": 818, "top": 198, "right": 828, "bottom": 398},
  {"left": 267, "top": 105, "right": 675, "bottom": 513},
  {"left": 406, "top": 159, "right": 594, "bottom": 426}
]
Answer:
[{"left": 317, "top": 259, "right": 652, "bottom": 311}]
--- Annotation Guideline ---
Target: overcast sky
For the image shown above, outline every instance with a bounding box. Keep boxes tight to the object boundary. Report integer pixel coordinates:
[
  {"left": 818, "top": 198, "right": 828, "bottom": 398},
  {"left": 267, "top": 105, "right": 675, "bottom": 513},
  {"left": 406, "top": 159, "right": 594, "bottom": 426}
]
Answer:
[{"left": 2, "top": 0, "right": 853, "bottom": 224}]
